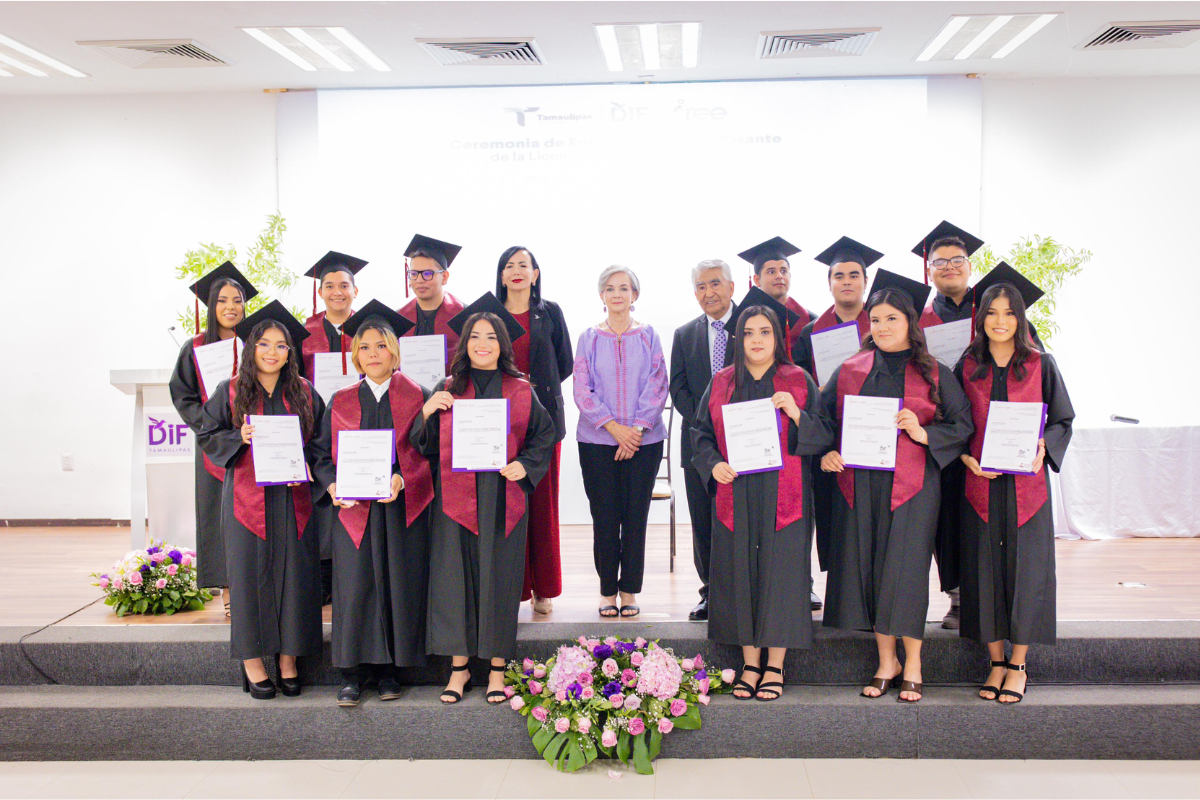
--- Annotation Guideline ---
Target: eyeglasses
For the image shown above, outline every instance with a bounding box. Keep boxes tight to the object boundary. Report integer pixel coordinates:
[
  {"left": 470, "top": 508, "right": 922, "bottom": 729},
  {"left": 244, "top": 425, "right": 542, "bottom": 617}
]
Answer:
[
  {"left": 929, "top": 256, "right": 968, "bottom": 270},
  {"left": 407, "top": 269, "right": 445, "bottom": 281},
  {"left": 255, "top": 342, "right": 290, "bottom": 354}
]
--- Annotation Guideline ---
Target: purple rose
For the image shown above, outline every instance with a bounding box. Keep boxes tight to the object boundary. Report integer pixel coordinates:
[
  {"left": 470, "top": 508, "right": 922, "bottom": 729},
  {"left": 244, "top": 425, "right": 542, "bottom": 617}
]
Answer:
[
  {"left": 139, "top": 564, "right": 151, "bottom": 574},
  {"left": 592, "top": 644, "right": 614, "bottom": 660},
  {"left": 567, "top": 683, "right": 582, "bottom": 700},
  {"left": 627, "top": 718, "right": 645, "bottom": 736},
  {"left": 697, "top": 668, "right": 708, "bottom": 681},
  {"left": 603, "top": 681, "right": 622, "bottom": 698},
  {"left": 168, "top": 550, "right": 182, "bottom": 563},
  {"left": 147, "top": 546, "right": 160, "bottom": 555}
]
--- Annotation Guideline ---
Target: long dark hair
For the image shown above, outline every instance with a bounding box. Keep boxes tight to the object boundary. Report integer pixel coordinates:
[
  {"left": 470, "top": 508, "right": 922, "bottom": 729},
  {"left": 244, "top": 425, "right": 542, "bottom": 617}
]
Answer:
[
  {"left": 203, "top": 278, "right": 246, "bottom": 345},
  {"left": 963, "top": 282, "right": 1040, "bottom": 382},
  {"left": 861, "top": 288, "right": 941, "bottom": 411},
  {"left": 232, "top": 320, "right": 315, "bottom": 438},
  {"left": 446, "top": 312, "right": 524, "bottom": 395},
  {"left": 731, "top": 305, "right": 792, "bottom": 400},
  {"left": 495, "top": 245, "right": 542, "bottom": 305}
]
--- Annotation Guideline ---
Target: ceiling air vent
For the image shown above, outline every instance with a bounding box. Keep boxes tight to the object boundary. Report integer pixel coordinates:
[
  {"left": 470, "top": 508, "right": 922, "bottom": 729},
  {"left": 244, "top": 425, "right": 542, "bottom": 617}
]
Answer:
[
  {"left": 78, "top": 40, "right": 227, "bottom": 69},
  {"left": 417, "top": 38, "right": 544, "bottom": 66},
  {"left": 757, "top": 28, "right": 880, "bottom": 58},
  {"left": 1077, "top": 21, "right": 1200, "bottom": 50}
]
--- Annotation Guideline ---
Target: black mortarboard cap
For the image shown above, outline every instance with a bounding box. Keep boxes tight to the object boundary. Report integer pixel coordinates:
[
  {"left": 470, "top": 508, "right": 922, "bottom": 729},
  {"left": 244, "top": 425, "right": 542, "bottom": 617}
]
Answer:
[
  {"left": 738, "top": 285, "right": 803, "bottom": 330},
  {"left": 235, "top": 299, "right": 310, "bottom": 345},
  {"left": 911, "top": 220, "right": 984, "bottom": 259},
  {"left": 342, "top": 298, "right": 416, "bottom": 340},
  {"left": 814, "top": 236, "right": 884, "bottom": 269},
  {"left": 447, "top": 292, "right": 526, "bottom": 342},
  {"left": 404, "top": 234, "right": 462, "bottom": 270},
  {"left": 189, "top": 261, "right": 259, "bottom": 304},
  {"left": 304, "top": 251, "right": 369, "bottom": 281},
  {"left": 737, "top": 236, "right": 801, "bottom": 270},
  {"left": 972, "top": 261, "right": 1044, "bottom": 309},
  {"left": 868, "top": 268, "right": 933, "bottom": 315}
]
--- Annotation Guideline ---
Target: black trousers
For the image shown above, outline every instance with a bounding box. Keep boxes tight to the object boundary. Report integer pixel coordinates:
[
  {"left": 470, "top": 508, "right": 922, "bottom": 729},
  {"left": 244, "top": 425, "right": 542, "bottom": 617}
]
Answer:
[
  {"left": 340, "top": 663, "right": 400, "bottom": 683},
  {"left": 578, "top": 440, "right": 664, "bottom": 597},
  {"left": 682, "top": 466, "right": 713, "bottom": 600}
]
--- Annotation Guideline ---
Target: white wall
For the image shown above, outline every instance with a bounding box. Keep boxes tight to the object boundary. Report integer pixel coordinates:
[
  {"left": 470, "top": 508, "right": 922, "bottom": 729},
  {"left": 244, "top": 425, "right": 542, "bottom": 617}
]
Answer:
[
  {"left": 980, "top": 76, "right": 1200, "bottom": 426},
  {"left": 0, "top": 92, "right": 278, "bottom": 518}
]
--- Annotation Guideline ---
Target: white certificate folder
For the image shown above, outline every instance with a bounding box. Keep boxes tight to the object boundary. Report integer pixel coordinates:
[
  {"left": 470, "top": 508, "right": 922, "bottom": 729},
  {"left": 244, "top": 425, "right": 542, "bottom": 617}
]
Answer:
[
  {"left": 335, "top": 429, "right": 396, "bottom": 500},
  {"left": 840, "top": 396, "right": 901, "bottom": 471},
  {"left": 451, "top": 399, "right": 510, "bottom": 472},
  {"left": 248, "top": 414, "right": 309, "bottom": 486},
  {"left": 721, "top": 398, "right": 784, "bottom": 474},
  {"left": 979, "top": 401, "right": 1048, "bottom": 476}
]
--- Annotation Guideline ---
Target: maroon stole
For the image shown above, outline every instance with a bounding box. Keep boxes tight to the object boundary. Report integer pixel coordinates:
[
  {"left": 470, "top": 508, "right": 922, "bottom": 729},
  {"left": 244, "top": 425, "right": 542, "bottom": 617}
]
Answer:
[
  {"left": 227, "top": 382, "right": 314, "bottom": 541},
  {"left": 835, "top": 350, "right": 939, "bottom": 511},
  {"left": 813, "top": 305, "right": 871, "bottom": 340},
  {"left": 707, "top": 365, "right": 808, "bottom": 532},
  {"left": 328, "top": 372, "right": 435, "bottom": 548},
  {"left": 918, "top": 307, "right": 944, "bottom": 329},
  {"left": 301, "top": 311, "right": 351, "bottom": 381},
  {"left": 397, "top": 292, "right": 465, "bottom": 365},
  {"left": 438, "top": 373, "right": 533, "bottom": 537},
  {"left": 784, "top": 297, "right": 811, "bottom": 354},
  {"left": 962, "top": 351, "right": 1048, "bottom": 527},
  {"left": 191, "top": 333, "right": 235, "bottom": 481}
]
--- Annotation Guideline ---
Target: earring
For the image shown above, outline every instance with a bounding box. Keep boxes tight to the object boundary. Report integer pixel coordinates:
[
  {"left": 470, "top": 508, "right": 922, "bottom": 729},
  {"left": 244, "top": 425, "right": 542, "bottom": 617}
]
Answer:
[{"left": 630, "top": 304, "right": 636, "bottom": 311}]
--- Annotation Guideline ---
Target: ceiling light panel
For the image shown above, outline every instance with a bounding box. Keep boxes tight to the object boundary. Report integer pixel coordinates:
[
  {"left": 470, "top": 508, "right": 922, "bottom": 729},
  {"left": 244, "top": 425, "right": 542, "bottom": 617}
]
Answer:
[
  {"left": 594, "top": 22, "right": 701, "bottom": 71},
  {"left": 915, "top": 14, "right": 1059, "bottom": 61},
  {"left": 242, "top": 27, "right": 390, "bottom": 72},
  {"left": 0, "top": 33, "right": 88, "bottom": 77}
]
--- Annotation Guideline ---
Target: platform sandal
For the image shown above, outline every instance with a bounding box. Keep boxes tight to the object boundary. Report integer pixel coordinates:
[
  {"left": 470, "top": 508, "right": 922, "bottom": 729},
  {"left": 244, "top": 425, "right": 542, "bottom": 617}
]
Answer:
[
  {"left": 979, "top": 660, "right": 1008, "bottom": 701},
  {"left": 732, "top": 664, "right": 763, "bottom": 700},
  {"left": 486, "top": 664, "right": 508, "bottom": 705},
  {"left": 756, "top": 665, "right": 785, "bottom": 702},
  {"left": 895, "top": 679, "right": 923, "bottom": 703},
  {"left": 860, "top": 671, "right": 900, "bottom": 698},
  {"left": 440, "top": 663, "right": 473, "bottom": 705},
  {"left": 998, "top": 661, "right": 1026, "bottom": 704}
]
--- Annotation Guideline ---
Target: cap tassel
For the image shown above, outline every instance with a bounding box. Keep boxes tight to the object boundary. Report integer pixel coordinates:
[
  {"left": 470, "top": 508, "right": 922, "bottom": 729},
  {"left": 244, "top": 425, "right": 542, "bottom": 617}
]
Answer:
[
  {"left": 231, "top": 338, "right": 237, "bottom": 378},
  {"left": 404, "top": 258, "right": 410, "bottom": 299},
  {"left": 312, "top": 279, "right": 318, "bottom": 316},
  {"left": 923, "top": 243, "right": 929, "bottom": 286},
  {"left": 194, "top": 298, "right": 200, "bottom": 333},
  {"left": 340, "top": 334, "right": 348, "bottom": 375}
]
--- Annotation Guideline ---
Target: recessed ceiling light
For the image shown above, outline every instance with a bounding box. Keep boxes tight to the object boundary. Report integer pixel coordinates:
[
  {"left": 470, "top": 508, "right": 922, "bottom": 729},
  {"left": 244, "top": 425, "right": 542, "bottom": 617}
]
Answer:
[
  {"left": 594, "top": 22, "right": 701, "bottom": 71},
  {"left": 242, "top": 27, "right": 390, "bottom": 72},
  {"left": 915, "top": 13, "right": 1059, "bottom": 61},
  {"left": 0, "top": 33, "right": 88, "bottom": 77}
]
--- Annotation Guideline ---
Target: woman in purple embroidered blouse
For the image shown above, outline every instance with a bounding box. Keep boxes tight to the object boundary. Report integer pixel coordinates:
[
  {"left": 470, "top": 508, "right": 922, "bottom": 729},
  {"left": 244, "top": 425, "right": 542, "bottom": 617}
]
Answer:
[{"left": 574, "top": 265, "right": 669, "bottom": 619}]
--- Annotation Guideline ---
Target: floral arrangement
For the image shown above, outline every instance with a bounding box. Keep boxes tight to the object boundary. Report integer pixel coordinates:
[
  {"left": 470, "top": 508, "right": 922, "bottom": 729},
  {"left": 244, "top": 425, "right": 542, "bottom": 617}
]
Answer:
[
  {"left": 89, "top": 540, "right": 212, "bottom": 616},
  {"left": 504, "top": 635, "right": 732, "bottom": 774}
]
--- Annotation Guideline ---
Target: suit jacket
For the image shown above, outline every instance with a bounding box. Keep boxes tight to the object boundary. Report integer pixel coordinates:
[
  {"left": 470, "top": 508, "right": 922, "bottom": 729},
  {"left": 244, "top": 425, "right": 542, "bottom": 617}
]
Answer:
[
  {"left": 670, "top": 311, "right": 737, "bottom": 466},
  {"left": 522, "top": 298, "right": 574, "bottom": 442}
]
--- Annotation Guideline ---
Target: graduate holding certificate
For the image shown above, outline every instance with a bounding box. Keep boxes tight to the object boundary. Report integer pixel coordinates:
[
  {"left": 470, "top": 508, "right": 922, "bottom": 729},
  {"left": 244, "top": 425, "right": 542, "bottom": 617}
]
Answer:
[
  {"left": 954, "top": 278, "right": 1074, "bottom": 705},
  {"left": 310, "top": 300, "right": 436, "bottom": 708},
  {"left": 197, "top": 301, "right": 325, "bottom": 701},
  {"left": 817, "top": 276, "right": 973, "bottom": 703},
  {"left": 691, "top": 304, "right": 831, "bottom": 702},
  {"left": 169, "top": 261, "right": 256, "bottom": 603},
  {"left": 410, "top": 298, "right": 555, "bottom": 706}
]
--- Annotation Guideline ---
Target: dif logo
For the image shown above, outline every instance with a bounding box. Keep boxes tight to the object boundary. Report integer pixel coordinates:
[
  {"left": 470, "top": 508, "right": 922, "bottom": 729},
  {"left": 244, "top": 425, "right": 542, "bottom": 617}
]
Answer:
[
  {"left": 144, "top": 407, "right": 193, "bottom": 461},
  {"left": 149, "top": 417, "right": 189, "bottom": 447}
]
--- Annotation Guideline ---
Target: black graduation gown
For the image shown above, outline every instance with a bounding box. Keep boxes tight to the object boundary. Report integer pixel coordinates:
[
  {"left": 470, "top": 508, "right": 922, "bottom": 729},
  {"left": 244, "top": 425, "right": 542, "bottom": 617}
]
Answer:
[
  {"left": 198, "top": 379, "right": 326, "bottom": 661},
  {"left": 954, "top": 353, "right": 1073, "bottom": 646},
  {"left": 306, "top": 316, "right": 345, "bottom": 564},
  {"left": 168, "top": 337, "right": 230, "bottom": 588},
  {"left": 691, "top": 366, "right": 833, "bottom": 649},
  {"left": 818, "top": 351, "right": 974, "bottom": 640},
  {"left": 311, "top": 380, "right": 431, "bottom": 671},
  {"left": 411, "top": 369, "right": 556, "bottom": 659}
]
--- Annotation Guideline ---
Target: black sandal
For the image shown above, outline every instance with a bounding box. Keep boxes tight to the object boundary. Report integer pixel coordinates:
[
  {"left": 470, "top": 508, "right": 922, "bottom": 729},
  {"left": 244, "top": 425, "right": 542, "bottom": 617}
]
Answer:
[
  {"left": 860, "top": 671, "right": 900, "bottom": 698},
  {"left": 979, "top": 660, "right": 1008, "bottom": 701},
  {"left": 895, "top": 679, "right": 923, "bottom": 703},
  {"left": 486, "top": 664, "right": 508, "bottom": 704},
  {"left": 440, "top": 664, "right": 473, "bottom": 705},
  {"left": 998, "top": 661, "right": 1026, "bottom": 704},
  {"left": 756, "top": 666, "right": 784, "bottom": 702},
  {"left": 731, "top": 664, "right": 763, "bottom": 700},
  {"left": 619, "top": 605, "right": 641, "bottom": 618},
  {"left": 599, "top": 605, "right": 619, "bottom": 618}
]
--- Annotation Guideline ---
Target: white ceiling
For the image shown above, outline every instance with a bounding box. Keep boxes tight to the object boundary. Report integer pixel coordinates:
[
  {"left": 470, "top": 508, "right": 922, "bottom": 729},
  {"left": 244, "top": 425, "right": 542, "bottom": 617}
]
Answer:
[{"left": 2, "top": 1, "right": 1199, "bottom": 96}]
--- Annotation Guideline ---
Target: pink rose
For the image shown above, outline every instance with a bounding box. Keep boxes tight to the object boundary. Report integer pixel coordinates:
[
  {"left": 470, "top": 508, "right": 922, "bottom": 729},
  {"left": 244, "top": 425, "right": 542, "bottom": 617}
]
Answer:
[
  {"left": 578, "top": 635, "right": 588, "bottom": 646},
  {"left": 98, "top": 578, "right": 110, "bottom": 589},
  {"left": 523, "top": 658, "right": 535, "bottom": 670},
  {"left": 627, "top": 718, "right": 645, "bottom": 736},
  {"left": 630, "top": 652, "right": 644, "bottom": 667},
  {"left": 602, "top": 658, "right": 619, "bottom": 678},
  {"left": 510, "top": 696, "right": 525, "bottom": 711},
  {"left": 113, "top": 579, "right": 123, "bottom": 590},
  {"left": 532, "top": 706, "right": 549, "bottom": 722},
  {"left": 586, "top": 639, "right": 601, "bottom": 649},
  {"left": 681, "top": 658, "right": 694, "bottom": 671},
  {"left": 181, "top": 556, "right": 193, "bottom": 567},
  {"left": 698, "top": 693, "right": 710, "bottom": 706},
  {"left": 166, "top": 564, "right": 178, "bottom": 576},
  {"left": 577, "top": 718, "right": 592, "bottom": 735},
  {"left": 721, "top": 668, "right": 735, "bottom": 683},
  {"left": 150, "top": 551, "right": 166, "bottom": 563},
  {"left": 528, "top": 680, "right": 542, "bottom": 695},
  {"left": 504, "top": 686, "right": 515, "bottom": 698},
  {"left": 556, "top": 690, "right": 567, "bottom": 702},
  {"left": 581, "top": 686, "right": 595, "bottom": 700},
  {"left": 604, "top": 636, "right": 618, "bottom": 646},
  {"left": 698, "top": 678, "right": 710, "bottom": 695},
  {"left": 658, "top": 718, "right": 674, "bottom": 734},
  {"left": 129, "top": 572, "right": 143, "bottom": 585},
  {"left": 155, "top": 578, "right": 167, "bottom": 589},
  {"left": 621, "top": 668, "right": 637, "bottom": 686},
  {"left": 602, "top": 729, "right": 618, "bottom": 748},
  {"left": 610, "top": 694, "right": 624, "bottom": 708},
  {"left": 555, "top": 717, "right": 571, "bottom": 734},
  {"left": 533, "top": 665, "right": 546, "bottom": 678},
  {"left": 624, "top": 694, "right": 642, "bottom": 711},
  {"left": 670, "top": 699, "right": 687, "bottom": 716},
  {"left": 694, "top": 654, "right": 705, "bottom": 669},
  {"left": 634, "top": 637, "right": 647, "bottom": 648},
  {"left": 579, "top": 672, "right": 594, "bottom": 686}
]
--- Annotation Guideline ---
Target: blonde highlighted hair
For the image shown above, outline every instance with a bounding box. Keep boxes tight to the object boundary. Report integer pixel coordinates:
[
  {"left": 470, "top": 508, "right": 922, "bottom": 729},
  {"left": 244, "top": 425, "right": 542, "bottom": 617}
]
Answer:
[{"left": 350, "top": 323, "right": 401, "bottom": 375}]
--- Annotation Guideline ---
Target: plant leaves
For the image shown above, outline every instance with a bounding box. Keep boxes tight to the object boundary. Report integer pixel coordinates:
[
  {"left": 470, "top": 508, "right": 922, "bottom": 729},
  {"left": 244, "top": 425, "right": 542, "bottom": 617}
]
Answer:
[
  {"left": 542, "top": 732, "right": 568, "bottom": 768},
  {"left": 632, "top": 731, "right": 654, "bottom": 775},
  {"left": 527, "top": 714, "right": 542, "bottom": 737},
  {"left": 617, "top": 730, "right": 631, "bottom": 765},
  {"left": 532, "top": 725, "right": 553, "bottom": 755},
  {"left": 562, "top": 735, "right": 586, "bottom": 773},
  {"left": 648, "top": 727, "right": 662, "bottom": 761}
]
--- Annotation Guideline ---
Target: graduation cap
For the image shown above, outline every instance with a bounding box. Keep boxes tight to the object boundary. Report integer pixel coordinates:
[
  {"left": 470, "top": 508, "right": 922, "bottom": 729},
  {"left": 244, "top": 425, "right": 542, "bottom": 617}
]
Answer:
[
  {"left": 737, "top": 236, "right": 801, "bottom": 286},
  {"left": 447, "top": 292, "right": 527, "bottom": 342},
  {"left": 404, "top": 234, "right": 461, "bottom": 270},
  {"left": 972, "top": 261, "right": 1044, "bottom": 310},
  {"left": 235, "top": 299, "right": 310, "bottom": 347},
  {"left": 814, "top": 236, "right": 884, "bottom": 269},
  {"left": 868, "top": 268, "right": 932, "bottom": 316},
  {"left": 912, "top": 221, "right": 984, "bottom": 284},
  {"left": 738, "top": 285, "right": 804, "bottom": 331},
  {"left": 189, "top": 261, "right": 259, "bottom": 331},
  {"left": 304, "top": 251, "right": 368, "bottom": 314},
  {"left": 342, "top": 298, "right": 416, "bottom": 339}
]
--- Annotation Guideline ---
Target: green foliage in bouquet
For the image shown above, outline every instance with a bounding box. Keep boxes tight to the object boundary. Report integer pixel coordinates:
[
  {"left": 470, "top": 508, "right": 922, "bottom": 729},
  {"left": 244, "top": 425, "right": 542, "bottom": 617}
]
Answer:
[{"left": 90, "top": 540, "right": 212, "bottom": 617}]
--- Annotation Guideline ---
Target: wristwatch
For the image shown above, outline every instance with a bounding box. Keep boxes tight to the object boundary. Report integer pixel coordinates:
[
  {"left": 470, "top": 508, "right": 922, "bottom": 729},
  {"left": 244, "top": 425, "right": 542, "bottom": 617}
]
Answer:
[{"left": 634, "top": 425, "right": 646, "bottom": 433}]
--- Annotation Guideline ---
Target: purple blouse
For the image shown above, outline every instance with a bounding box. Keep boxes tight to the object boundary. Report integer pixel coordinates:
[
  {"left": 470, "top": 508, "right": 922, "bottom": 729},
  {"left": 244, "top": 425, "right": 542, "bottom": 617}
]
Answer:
[{"left": 573, "top": 324, "right": 669, "bottom": 446}]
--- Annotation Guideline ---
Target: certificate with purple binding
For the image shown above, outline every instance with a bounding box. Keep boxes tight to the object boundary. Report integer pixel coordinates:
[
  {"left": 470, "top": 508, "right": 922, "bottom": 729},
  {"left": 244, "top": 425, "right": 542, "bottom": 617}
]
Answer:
[
  {"left": 980, "top": 401, "right": 1049, "bottom": 475},
  {"left": 811, "top": 320, "right": 863, "bottom": 386},
  {"left": 451, "top": 399, "right": 509, "bottom": 472},
  {"left": 398, "top": 334, "right": 446, "bottom": 391},
  {"left": 248, "top": 414, "right": 308, "bottom": 486},
  {"left": 722, "top": 398, "right": 784, "bottom": 474},
  {"left": 335, "top": 429, "right": 395, "bottom": 500},
  {"left": 840, "top": 396, "right": 901, "bottom": 471}
]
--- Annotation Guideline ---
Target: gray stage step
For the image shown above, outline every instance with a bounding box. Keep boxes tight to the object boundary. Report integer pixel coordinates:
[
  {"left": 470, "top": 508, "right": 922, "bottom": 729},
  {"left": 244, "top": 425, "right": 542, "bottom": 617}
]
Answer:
[
  {"left": 3, "top": 621, "right": 1199, "bottom": 688},
  {"left": 2, "top": 683, "right": 1198, "bottom": 761}
]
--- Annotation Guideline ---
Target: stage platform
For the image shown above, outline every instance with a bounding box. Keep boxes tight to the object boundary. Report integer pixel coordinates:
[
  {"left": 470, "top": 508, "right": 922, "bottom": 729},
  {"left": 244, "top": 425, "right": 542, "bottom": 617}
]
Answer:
[{"left": 1, "top": 526, "right": 1198, "bottom": 762}]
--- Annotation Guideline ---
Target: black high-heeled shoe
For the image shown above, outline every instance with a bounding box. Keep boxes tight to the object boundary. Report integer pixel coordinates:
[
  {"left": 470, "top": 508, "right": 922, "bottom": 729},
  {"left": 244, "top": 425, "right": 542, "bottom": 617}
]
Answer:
[
  {"left": 998, "top": 661, "right": 1027, "bottom": 704},
  {"left": 242, "top": 664, "right": 277, "bottom": 700},
  {"left": 440, "top": 663, "right": 473, "bottom": 705},
  {"left": 979, "top": 660, "right": 1008, "bottom": 701},
  {"left": 486, "top": 663, "right": 508, "bottom": 705},
  {"left": 277, "top": 661, "right": 302, "bottom": 697},
  {"left": 731, "top": 664, "right": 763, "bottom": 701},
  {"left": 755, "top": 665, "right": 785, "bottom": 702}
]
